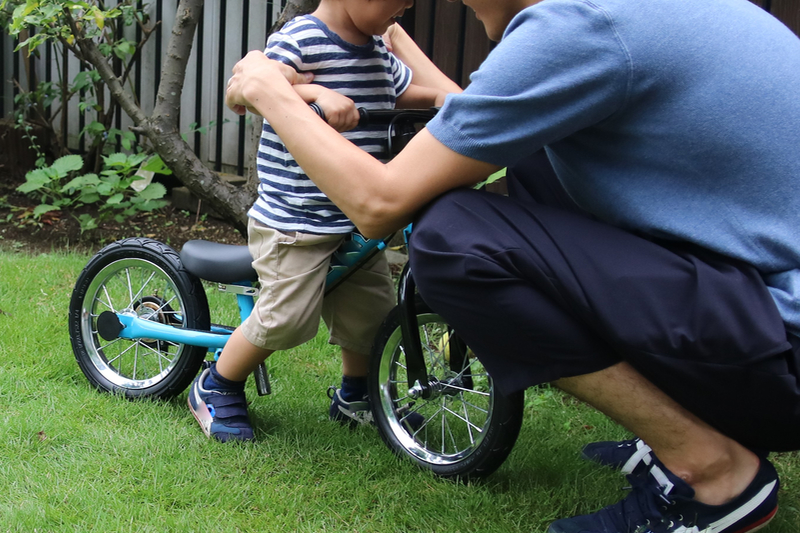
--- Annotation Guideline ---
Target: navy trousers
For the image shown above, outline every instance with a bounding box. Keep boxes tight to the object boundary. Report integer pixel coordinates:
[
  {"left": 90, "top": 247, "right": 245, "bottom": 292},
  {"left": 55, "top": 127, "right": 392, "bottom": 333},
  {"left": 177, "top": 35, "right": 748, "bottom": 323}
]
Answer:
[{"left": 409, "top": 151, "right": 800, "bottom": 451}]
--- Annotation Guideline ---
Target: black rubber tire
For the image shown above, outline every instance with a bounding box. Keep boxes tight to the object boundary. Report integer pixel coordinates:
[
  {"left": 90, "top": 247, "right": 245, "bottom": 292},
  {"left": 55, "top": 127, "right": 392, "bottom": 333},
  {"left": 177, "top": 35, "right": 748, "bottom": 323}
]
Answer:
[
  {"left": 69, "top": 238, "right": 210, "bottom": 399},
  {"left": 368, "top": 297, "right": 524, "bottom": 480}
]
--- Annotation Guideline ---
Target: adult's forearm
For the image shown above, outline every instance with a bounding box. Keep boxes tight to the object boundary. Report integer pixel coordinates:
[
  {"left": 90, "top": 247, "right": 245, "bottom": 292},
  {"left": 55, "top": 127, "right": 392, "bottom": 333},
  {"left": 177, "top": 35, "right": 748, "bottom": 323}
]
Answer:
[{"left": 227, "top": 53, "right": 497, "bottom": 238}]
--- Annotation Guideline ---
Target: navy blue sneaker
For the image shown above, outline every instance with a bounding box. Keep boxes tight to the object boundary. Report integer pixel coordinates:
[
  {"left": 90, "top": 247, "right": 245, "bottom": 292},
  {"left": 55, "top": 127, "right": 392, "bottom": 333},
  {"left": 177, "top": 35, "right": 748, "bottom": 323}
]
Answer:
[
  {"left": 581, "top": 438, "right": 655, "bottom": 474},
  {"left": 548, "top": 457, "right": 779, "bottom": 533},
  {"left": 327, "top": 386, "right": 426, "bottom": 431},
  {"left": 188, "top": 367, "right": 254, "bottom": 442},
  {"left": 328, "top": 387, "right": 373, "bottom": 426}
]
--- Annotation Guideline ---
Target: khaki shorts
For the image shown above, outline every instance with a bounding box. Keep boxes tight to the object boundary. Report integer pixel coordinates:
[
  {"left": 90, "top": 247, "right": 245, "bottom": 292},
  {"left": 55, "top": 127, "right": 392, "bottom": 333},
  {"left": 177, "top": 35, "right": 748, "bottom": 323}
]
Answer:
[{"left": 240, "top": 219, "right": 396, "bottom": 354}]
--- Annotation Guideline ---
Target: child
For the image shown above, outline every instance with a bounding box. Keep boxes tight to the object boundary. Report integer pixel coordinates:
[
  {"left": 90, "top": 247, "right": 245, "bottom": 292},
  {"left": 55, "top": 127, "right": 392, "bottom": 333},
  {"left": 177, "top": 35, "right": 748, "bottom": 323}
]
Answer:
[{"left": 188, "top": 0, "right": 448, "bottom": 442}]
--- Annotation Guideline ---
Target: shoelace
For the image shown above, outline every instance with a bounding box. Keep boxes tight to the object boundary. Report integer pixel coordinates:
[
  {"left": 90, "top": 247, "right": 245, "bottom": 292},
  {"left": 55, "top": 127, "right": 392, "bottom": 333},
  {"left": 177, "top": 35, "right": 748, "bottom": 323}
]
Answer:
[
  {"left": 606, "top": 470, "right": 680, "bottom": 533},
  {"left": 621, "top": 440, "right": 654, "bottom": 475}
]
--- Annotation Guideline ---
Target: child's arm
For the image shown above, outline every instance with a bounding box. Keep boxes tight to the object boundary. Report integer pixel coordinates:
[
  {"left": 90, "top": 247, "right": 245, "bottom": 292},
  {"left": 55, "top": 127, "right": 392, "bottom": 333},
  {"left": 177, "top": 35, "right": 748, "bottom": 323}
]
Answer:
[
  {"left": 293, "top": 84, "right": 360, "bottom": 132},
  {"left": 385, "top": 24, "right": 462, "bottom": 95},
  {"left": 396, "top": 83, "right": 448, "bottom": 109}
]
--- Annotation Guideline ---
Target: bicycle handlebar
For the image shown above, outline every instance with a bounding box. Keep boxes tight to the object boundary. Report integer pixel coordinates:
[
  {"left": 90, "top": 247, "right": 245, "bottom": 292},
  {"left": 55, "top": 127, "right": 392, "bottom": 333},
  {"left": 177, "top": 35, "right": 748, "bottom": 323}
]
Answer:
[{"left": 308, "top": 103, "right": 438, "bottom": 127}]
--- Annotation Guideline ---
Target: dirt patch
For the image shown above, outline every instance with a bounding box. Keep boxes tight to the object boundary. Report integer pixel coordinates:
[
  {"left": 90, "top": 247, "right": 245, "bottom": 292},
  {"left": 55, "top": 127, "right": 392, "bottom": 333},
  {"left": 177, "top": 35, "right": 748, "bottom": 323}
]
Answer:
[{"left": 0, "top": 172, "right": 246, "bottom": 255}]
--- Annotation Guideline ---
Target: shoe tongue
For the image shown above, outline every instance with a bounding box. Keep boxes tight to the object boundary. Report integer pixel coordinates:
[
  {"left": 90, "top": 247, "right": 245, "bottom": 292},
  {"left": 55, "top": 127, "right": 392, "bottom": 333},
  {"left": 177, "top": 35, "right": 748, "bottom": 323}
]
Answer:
[{"left": 645, "top": 457, "right": 696, "bottom": 502}]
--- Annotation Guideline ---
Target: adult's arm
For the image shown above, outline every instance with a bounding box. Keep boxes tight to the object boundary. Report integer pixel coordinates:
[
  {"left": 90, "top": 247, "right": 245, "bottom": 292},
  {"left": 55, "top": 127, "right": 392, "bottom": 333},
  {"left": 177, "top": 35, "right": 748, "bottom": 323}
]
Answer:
[
  {"left": 385, "top": 24, "right": 463, "bottom": 95},
  {"left": 226, "top": 52, "right": 498, "bottom": 238}
]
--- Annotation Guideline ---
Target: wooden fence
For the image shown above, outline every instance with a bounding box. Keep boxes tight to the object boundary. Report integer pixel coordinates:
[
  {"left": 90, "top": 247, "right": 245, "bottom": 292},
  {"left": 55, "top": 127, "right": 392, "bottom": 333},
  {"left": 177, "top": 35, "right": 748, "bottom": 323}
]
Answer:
[{"left": 1, "top": 0, "right": 798, "bottom": 176}]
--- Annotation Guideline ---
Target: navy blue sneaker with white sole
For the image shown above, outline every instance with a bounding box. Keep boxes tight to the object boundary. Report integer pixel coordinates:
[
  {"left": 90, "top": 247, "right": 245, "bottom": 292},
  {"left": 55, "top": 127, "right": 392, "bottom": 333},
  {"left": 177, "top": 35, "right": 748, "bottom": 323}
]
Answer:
[
  {"left": 328, "top": 386, "right": 425, "bottom": 431},
  {"left": 548, "top": 457, "right": 779, "bottom": 533},
  {"left": 188, "top": 367, "right": 254, "bottom": 442},
  {"left": 328, "top": 387, "right": 373, "bottom": 426}
]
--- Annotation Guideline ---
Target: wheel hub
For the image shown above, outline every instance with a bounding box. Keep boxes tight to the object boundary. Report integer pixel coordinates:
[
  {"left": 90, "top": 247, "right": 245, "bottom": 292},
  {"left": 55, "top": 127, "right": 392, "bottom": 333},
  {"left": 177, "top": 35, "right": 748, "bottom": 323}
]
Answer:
[{"left": 408, "top": 373, "right": 464, "bottom": 400}]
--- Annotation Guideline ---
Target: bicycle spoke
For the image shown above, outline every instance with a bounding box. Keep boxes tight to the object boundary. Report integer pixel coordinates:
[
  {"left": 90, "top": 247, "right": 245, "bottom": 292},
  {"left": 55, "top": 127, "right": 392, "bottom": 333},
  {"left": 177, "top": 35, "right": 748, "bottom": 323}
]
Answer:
[
  {"left": 443, "top": 403, "right": 483, "bottom": 434},
  {"left": 461, "top": 394, "right": 477, "bottom": 444},
  {"left": 441, "top": 382, "right": 490, "bottom": 396},
  {"left": 127, "top": 269, "right": 158, "bottom": 309},
  {"left": 97, "top": 336, "right": 124, "bottom": 353},
  {"left": 100, "top": 285, "right": 115, "bottom": 312},
  {"left": 459, "top": 397, "right": 490, "bottom": 415},
  {"left": 106, "top": 341, "right": 137, "bottom": 366},
  {"left": 132, "top": 342, "right": 140, "bottom": 380}
]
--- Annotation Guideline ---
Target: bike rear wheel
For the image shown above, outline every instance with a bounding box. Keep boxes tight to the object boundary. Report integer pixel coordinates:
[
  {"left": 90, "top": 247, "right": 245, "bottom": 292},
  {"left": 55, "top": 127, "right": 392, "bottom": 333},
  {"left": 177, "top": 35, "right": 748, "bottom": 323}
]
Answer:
[
  {"left": 69, "top": 238, "right": 210, "bottom": 399},
  {"left": 368, "top": 297, "right": 524, "bottom": 480}
]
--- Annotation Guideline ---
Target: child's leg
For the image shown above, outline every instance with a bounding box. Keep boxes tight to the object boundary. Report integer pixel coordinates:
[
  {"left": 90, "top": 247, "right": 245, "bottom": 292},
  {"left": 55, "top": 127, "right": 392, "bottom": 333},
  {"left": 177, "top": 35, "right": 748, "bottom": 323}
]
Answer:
[
  {"left": 215, "top": 327, "right": 274, "bottom": 382},
  {"left": 323, "top": 251, "right": 396, "bottom": 424},
  {"left": 329, "top": 347, "right": 372, "bottom": 424},
  {"left": 190, "top": 221, "right": 345, "bottom": 441},
  {"left": 338, "top": 347, "right": 370, "bottom": 402},
  {"left": 340, "top": 346, "right": 369, "bottom": 378}
]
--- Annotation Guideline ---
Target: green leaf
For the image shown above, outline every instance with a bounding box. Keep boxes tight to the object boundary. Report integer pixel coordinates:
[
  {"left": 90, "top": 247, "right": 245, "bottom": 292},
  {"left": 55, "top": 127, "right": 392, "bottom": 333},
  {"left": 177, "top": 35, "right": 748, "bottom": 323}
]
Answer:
[
  {"left": 138, "top": 199, "right": 169, "bottom": 212},
  {"left": 33, "top": 204, "right": 60, "bottom": 217},
  {"left": 137, "top": 182, "right": 167, "bottom": 200},
  {"left": 113, "top": 39, "right": 136, "bottom": 59},
  {"left": 104, "top": 152, "right": 130, "bottom": 168},
  {"left": 80, "top": 121, "right": 106, "bottom": 139},
  {"left": 17, "top": 169, "right": 51, "bottom": 193},
  {"left": 141, "top": 154, "right": 172, "bottom": 175},
  {"left": 79, "top": 192, "right": 101, "bottom": 204},
  {"left": 61, "top": 173, "right": 101, "bottom": 192},
  {"left": 78, "top": 213, "right": 98, "bottom": 233},
  {"left": 71, "top": 70, "right": 98, "bottom": 93},
  {"left": 50, "top": 155, "right": 84, "bottom": 177},
  {"left": 96, "top": 183, "right": 114, "bottom": 196},
  {"left": 102, "top": 173, "right": 122, "bottom": 187},
  {"left": 106, "top": 193, "right": 124, "bottom": 205}
]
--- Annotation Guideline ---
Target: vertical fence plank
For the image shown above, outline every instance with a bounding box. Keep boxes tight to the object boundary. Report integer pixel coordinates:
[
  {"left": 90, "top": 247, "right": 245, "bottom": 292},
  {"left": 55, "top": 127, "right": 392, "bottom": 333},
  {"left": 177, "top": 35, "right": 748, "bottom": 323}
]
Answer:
[
  {"left": 430, "top": 1, "right": 466, "bottom": 82},
  {"left": 410, "top": 0, "right": 435, "bottom": 59},
  {"left": 771, "top": 0, "right": 800, "bottom": 35},
  {"left": 0, "top": 30, "right": 6, "bottom": 118}
]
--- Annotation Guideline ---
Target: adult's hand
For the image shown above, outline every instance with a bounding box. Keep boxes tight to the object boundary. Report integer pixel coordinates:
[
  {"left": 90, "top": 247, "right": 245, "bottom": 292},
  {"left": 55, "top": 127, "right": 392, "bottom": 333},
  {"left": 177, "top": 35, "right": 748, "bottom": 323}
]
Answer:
[{"left": 225, "top": 51, "right": 314, "bottom": 116}]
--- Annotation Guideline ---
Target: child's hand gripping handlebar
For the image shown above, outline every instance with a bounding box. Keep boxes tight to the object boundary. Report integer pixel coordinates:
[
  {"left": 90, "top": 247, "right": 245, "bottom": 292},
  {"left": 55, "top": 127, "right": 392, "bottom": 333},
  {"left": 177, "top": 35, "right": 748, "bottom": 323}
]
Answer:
[{"left": 309, "top": 104, "right": 439, "bottom": 157}]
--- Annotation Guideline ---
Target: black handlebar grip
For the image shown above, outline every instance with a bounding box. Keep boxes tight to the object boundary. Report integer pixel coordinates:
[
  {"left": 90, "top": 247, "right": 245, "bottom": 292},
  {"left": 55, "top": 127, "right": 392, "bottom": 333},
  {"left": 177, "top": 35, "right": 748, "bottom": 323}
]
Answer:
[{"left": 357, "top": 108, "right": 370, "bottom": 127}]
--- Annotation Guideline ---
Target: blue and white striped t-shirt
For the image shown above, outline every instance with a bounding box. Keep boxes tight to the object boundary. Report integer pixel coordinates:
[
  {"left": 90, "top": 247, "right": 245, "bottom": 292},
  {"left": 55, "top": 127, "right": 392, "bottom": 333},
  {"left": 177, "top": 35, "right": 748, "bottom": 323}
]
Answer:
[{"left": 249, "top": 15, "right": 413, "bottom": 234}]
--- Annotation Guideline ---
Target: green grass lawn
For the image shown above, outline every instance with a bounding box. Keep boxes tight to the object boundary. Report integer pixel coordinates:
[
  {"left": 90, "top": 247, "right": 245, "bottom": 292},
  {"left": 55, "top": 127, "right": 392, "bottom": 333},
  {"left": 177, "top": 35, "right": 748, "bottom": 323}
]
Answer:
[{"left": 1, "top": 249, "right": 798, "bottom": 532}]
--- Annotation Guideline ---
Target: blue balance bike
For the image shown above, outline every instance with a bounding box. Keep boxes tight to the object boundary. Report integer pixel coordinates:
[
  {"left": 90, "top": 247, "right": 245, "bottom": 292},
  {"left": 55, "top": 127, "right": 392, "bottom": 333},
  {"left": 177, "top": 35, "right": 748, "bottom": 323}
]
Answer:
[{"left": 68, "top": 109, "right": 524, "bottom": 480}]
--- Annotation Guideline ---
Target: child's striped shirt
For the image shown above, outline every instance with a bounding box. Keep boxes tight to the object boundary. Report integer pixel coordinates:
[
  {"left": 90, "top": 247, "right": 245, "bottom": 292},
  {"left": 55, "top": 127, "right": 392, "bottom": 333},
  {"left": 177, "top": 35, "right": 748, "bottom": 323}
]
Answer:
[{"left": 250, "top": 15, "right": 412, "bottom": 235}]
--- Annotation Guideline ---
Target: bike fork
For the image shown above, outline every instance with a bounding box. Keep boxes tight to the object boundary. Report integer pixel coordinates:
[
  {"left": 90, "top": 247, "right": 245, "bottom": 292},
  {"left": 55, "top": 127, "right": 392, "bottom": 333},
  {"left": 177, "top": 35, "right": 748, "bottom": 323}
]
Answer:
[{"left": 396, "top": 263, "right": 432, "bottom": 399}]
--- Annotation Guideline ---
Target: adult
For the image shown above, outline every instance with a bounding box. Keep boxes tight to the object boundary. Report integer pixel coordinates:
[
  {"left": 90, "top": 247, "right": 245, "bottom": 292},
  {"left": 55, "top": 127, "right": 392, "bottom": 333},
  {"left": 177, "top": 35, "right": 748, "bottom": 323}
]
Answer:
[{"left": 225, "top": 0, "right": 800, "bottom": 531}]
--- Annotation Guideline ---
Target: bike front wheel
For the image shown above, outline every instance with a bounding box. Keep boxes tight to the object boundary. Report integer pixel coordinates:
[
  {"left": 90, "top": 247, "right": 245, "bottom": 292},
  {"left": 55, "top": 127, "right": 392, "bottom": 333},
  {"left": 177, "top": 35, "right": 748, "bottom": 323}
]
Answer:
[
  {"left": 69, "top": 238, "right": 210, "bottom": 399},
  {"left": 369, "top": 297, "right": 524, "bottom": 480}
]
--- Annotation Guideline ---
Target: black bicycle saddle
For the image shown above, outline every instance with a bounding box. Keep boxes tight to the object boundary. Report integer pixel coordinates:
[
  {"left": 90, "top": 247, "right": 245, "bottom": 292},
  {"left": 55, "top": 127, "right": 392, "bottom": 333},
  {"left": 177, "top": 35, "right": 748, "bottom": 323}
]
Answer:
[{"left": 180, "top": 240, "right": 257, "bottom": 284}]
